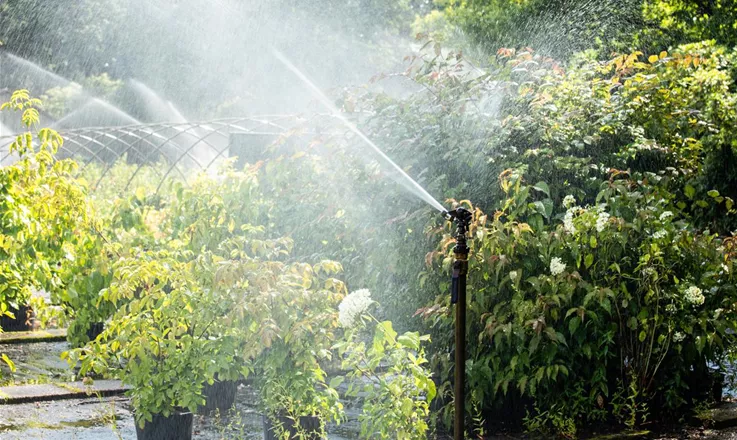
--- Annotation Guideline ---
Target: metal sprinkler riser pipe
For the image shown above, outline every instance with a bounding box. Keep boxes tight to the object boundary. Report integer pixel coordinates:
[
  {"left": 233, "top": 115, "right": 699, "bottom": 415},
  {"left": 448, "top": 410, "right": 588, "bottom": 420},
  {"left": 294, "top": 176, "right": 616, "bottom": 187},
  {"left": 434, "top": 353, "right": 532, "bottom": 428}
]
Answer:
[{"left": 443, "top": 206, "right": 472, "bottom": 440}]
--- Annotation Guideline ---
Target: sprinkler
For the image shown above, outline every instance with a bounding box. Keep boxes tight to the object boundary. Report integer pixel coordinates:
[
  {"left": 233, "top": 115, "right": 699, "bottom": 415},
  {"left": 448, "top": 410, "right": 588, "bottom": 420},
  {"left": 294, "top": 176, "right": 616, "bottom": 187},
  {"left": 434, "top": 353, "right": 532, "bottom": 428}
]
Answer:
[{"left": 442, "top": 207, "right": 472, "bottom": 440}]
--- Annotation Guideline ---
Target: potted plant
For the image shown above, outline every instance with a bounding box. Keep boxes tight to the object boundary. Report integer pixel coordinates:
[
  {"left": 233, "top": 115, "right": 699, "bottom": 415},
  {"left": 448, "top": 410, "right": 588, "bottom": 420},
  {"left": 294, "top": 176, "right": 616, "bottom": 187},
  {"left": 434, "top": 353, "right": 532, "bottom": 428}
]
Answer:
[
  {"left": 253, "top": 260, "right": 347, "bottom": 440},
  {"left": 0, "top": 90, "right": 89, "bottom": 332},
  {"left": 60, "top": 233, "right": 114, "bottom": 347},
  {"left": 61, "top": 190, "right": 163, "bottom": 347},
  {"left": 65, "top": 249, "right": 253, "bottom": 440},
  {"left": 334, "top": 289, "right": 437, "bottom": 440}
]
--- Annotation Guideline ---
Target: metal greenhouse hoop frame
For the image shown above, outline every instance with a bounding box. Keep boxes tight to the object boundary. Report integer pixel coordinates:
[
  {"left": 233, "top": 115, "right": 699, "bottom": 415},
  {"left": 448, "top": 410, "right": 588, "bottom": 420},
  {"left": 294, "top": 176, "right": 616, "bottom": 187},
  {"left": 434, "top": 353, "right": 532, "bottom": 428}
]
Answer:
[{"left": 0, "top": 115, "right": 314, "bottom": 194}]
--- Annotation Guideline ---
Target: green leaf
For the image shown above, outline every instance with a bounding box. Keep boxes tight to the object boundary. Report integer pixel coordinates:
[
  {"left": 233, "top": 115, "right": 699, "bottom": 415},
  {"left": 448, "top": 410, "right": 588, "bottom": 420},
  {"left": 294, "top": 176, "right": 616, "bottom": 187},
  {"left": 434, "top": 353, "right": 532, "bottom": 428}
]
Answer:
[
  {"left": 401, "top": 397, "right": 413, "bottom": 416},
  {"left": 1, "top": 354, "right": 15, "bottom": 372},
  {"left": 569, "top": 316, "right": 580, "bottom": 334},
  {"left": 707, "top": 190, "right": 720, "bottom": 198},
  {"left": 329, "top": 376, "right": 345, "bottom": 389},
  {"left": 529, "top": 335, "right": 541, "bottom": 354},
  {"left": 426, "top": 378, "right": 437, "bottom": 402},
  {"left": 377, "top": 321, "right": 397, "bottom": 345},
  {"left": 584, "top": 254, "right": 594, "bottom": 269},
  {"left": 685, "top": 185, "right": 696, "bottom": 199},
  {"left": 397, "top": 332, "right": 421, "bottom": 351},
  {"left": 532, "top": 181, "right": 550, "bottom": 197}
]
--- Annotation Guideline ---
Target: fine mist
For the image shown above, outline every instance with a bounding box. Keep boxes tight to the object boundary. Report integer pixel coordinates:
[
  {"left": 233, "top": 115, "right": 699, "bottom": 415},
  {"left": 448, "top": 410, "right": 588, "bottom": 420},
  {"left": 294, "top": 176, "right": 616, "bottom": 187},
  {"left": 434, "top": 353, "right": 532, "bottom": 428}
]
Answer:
[{"left": 1, "top": 0, "right": 419, "bottom": 121}]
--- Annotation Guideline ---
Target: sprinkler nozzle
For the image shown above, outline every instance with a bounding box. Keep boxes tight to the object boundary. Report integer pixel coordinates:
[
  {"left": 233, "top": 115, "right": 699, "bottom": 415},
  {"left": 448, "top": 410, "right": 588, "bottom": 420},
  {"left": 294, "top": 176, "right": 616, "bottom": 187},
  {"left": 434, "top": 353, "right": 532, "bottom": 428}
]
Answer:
[
  {"left": 443, "top": 207, "right": 472, "bottom": 257},
  {"left": 442, "top": 207, "right": 472, "bottom": 226}
]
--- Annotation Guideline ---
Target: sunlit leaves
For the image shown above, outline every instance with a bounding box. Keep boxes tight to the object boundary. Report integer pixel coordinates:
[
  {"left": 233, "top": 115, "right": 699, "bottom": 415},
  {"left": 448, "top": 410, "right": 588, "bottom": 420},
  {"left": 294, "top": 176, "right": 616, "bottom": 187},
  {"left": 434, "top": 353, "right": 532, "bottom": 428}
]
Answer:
[{"left": 0, "top": 92, "right": 90, "bottom": 337}]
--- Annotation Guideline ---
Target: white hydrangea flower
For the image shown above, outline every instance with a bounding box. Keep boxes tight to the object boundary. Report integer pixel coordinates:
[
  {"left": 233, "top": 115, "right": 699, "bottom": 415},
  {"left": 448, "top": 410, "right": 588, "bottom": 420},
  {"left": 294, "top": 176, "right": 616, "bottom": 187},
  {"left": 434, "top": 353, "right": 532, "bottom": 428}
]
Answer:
[
  {"left": 652, "top": 229, "right": 667, "bottom": 240},
  {"left": 550, "top": 257, "right": 566, "bottom": 276},
  {"left": 564, "top": 208, "right": 577, "bottom": 234},
  {"left": 509, "top": 270, "right": 518, "bottom": 281},
  {"left": 596, "top": 211, "right": 610, "bottom": 232},
  {"left": 684, "top": 286, "right": 705, "bottom": 306},
  {"left": 563, "top": 195, "right": 576, "bottom": 209},
  {"left": 595, "top": 203, "right": 607, "bottom": 213},
  {"left": 659, "top": 211, "right": 673, "bottom": 221},
  {"left": 338, "top": 289, "right": 373, "bottom": 328},
  {"left": 673, "top": 332, "right": 686, "bottom": 343},
  {"left": 665, "top": 304, "right": 677, "bottom": 313}
]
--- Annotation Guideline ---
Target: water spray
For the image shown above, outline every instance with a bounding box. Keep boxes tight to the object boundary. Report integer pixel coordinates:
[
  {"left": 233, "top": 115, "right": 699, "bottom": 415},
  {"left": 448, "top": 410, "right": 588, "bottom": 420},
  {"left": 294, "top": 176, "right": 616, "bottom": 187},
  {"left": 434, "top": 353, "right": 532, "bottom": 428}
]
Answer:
[
  {"left": 270, "top": 48, "right": 446, "bottom": 213},
  {"left": 273, "top": 47, "right": 466, "bottom": 436},
  {"left": 442, "top": 207, "right": 472, "bottom": 440}
]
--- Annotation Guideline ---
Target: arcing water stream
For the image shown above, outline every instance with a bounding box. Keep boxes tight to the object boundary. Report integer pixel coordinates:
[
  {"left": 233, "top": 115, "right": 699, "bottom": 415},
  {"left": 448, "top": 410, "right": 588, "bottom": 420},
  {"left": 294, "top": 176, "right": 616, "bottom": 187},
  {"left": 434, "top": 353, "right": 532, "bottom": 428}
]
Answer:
[{"left": 271, "top": 49, "right": 446, "bottom": 213}]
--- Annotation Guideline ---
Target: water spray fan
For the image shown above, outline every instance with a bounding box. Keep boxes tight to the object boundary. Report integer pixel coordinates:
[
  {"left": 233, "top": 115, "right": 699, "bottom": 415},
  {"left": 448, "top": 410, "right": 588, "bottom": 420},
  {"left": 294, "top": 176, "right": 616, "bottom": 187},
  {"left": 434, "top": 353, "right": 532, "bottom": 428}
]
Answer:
[{"left": 442, "top": 206, "right": 472, "bottom": 440}]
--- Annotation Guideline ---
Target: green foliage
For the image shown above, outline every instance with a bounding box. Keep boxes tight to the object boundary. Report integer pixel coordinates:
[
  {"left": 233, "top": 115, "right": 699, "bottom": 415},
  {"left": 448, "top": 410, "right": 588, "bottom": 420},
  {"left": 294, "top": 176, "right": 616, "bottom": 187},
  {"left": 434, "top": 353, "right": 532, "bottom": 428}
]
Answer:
[
  {"left": 42, "top": 74, "right": 122, "bottom": 119},
  {"left": 336, "top": 305, "right": 436, "bottom": 440},
  {"left": 165, "top": 166, "right": 267, "bottom": 252},
  {"left": 438, "top": 0, "right": 644, "bottom": 58},
  {"left": 422, "top": 172, "right": 735, "bottom": 434},
  {"left": 285, "top": 41, "right": 737, "bottom": 434},
  {"left": 508, "top": 42, "right": 737, "bottom": 233},
  {"left": 641, "top": 0, "right": 737, "bottom": 50},
  {"left": 0, "top": 0, "right": 125, "bottom": 78},
  {"left": 523, "top": 403, "right": 577, "bottom": 439},
  {"left": 64, "top": 249, "right": 257, "bottom": 426},
  {"left": 28, "top": 294, "right": 68, "bottom": 329},
  {"left": 254, "top": 260, "right": 347, "bottom": 438},
  {"left": 0, "top": 90, "right": 90, "bottom": 328},
  {"left": 430, "top": 0, "right": 737, "bottom": 59}
]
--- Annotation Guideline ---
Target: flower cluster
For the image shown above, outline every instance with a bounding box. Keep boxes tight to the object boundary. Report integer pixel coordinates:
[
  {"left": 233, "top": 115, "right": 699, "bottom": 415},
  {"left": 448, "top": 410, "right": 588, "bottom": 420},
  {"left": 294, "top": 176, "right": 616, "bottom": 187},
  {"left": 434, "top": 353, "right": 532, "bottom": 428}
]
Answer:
[
  {"left": 665, "top": 303, "right": 677, "bottom": 313},
  {"left": 673, "top": 332, "right": 686, "bottom": 343},
  {"left": 659, "top": 211, "right": 673, "bottom": 222},
  {"left": 338, "top": 289, "right": 373, "bottom": 328},
  {"left": 564, "top": 208, "right": 576, "bottom": 234},
  {"left": 563, "top": 195, "right": 576, "bottom": 209},
  {"left": 652, "top": 229, "right": 667, "bottom": 240},
  {"left": 550, "top": 257, "right": 566, "bottom": 276},
  {"left": 684, "top": 286, "right": 705, "bottom": 306},
  {"left": 596, "top": 211, "right": 610, "bottom": 232},
  {"left": 561, "top": 195, "right": 579, "bottom": 234}
]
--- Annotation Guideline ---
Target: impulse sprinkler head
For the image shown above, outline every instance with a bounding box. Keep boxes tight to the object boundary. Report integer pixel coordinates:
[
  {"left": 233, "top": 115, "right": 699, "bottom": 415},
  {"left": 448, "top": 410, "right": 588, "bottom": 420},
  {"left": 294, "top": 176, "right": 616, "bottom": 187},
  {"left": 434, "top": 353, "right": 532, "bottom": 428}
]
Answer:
[
  {"left": 442, "top": 207, "right": 472, "bottom": 255},
  {"left": 443, "top": 207, "right": 472, "bottom": 225}
]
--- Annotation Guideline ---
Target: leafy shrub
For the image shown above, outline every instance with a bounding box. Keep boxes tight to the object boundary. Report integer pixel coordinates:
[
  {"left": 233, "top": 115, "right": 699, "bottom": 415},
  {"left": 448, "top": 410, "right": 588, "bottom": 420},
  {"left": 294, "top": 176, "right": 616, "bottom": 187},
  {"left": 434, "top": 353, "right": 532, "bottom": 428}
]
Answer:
[
  {"left": 0, "top": 90, "right": 90, "bottom": 327},
  {"left": 640, "top": 0, "right": 737, "bottom": 50},
  {"left": 254, "top": 259, "right": 346, "bottom": 438},
  {"left": 422, "top": 171, "right": 735, "bottom": 434},
  {"left": 321, "top": 40, "right": 737, "bottom": 333},
  {"left": 439, "top": 0, "right": 644, "bottom": 58},
  {"left": 336, "top": 289, "right": 437, "bottom": 440},
  {"left": 65, "top": 248, "right": 257, "bottom": 425}
]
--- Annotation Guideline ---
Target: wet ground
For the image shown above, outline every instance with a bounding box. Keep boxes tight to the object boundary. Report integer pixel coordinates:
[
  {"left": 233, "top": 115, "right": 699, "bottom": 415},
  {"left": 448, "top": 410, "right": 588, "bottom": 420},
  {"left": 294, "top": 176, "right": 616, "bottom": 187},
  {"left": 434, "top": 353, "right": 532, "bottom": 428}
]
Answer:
[
  {"left": 3, "top": 338, "right": 737, "bottom": 439},
  {"left": 0, "top": 385, "right": 360, "bottom": 440},
  {"left": 0, "top": 341, "right": 72, "bottom": 385}
]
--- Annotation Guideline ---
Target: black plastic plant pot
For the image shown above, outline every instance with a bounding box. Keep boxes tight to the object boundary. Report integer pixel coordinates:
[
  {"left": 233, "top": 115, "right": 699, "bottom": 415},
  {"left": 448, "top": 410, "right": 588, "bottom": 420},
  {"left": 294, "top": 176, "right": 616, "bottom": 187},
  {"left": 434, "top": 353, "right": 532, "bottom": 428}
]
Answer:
[
  {"left": 135, "top": 411, "right": 193, "bottom": 440},
  {"left": 0, "top": 305, "right": 34, "bottom": 332},
  {"left": 263, "top": 414, "right": 323, "bottom": 440},
  {"left": 197, "top": 379, "right": 238, "bottom": 415},
  {"left": 85, "top": 322, "right": 105, "bottom": 342}
]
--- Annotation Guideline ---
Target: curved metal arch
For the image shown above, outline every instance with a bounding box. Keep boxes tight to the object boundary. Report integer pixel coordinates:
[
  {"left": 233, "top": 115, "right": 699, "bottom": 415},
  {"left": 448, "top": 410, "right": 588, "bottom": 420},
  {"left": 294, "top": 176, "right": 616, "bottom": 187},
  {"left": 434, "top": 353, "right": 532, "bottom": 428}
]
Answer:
[{"left": 0, "top": 116, "right": 318, "bottom": 195}]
